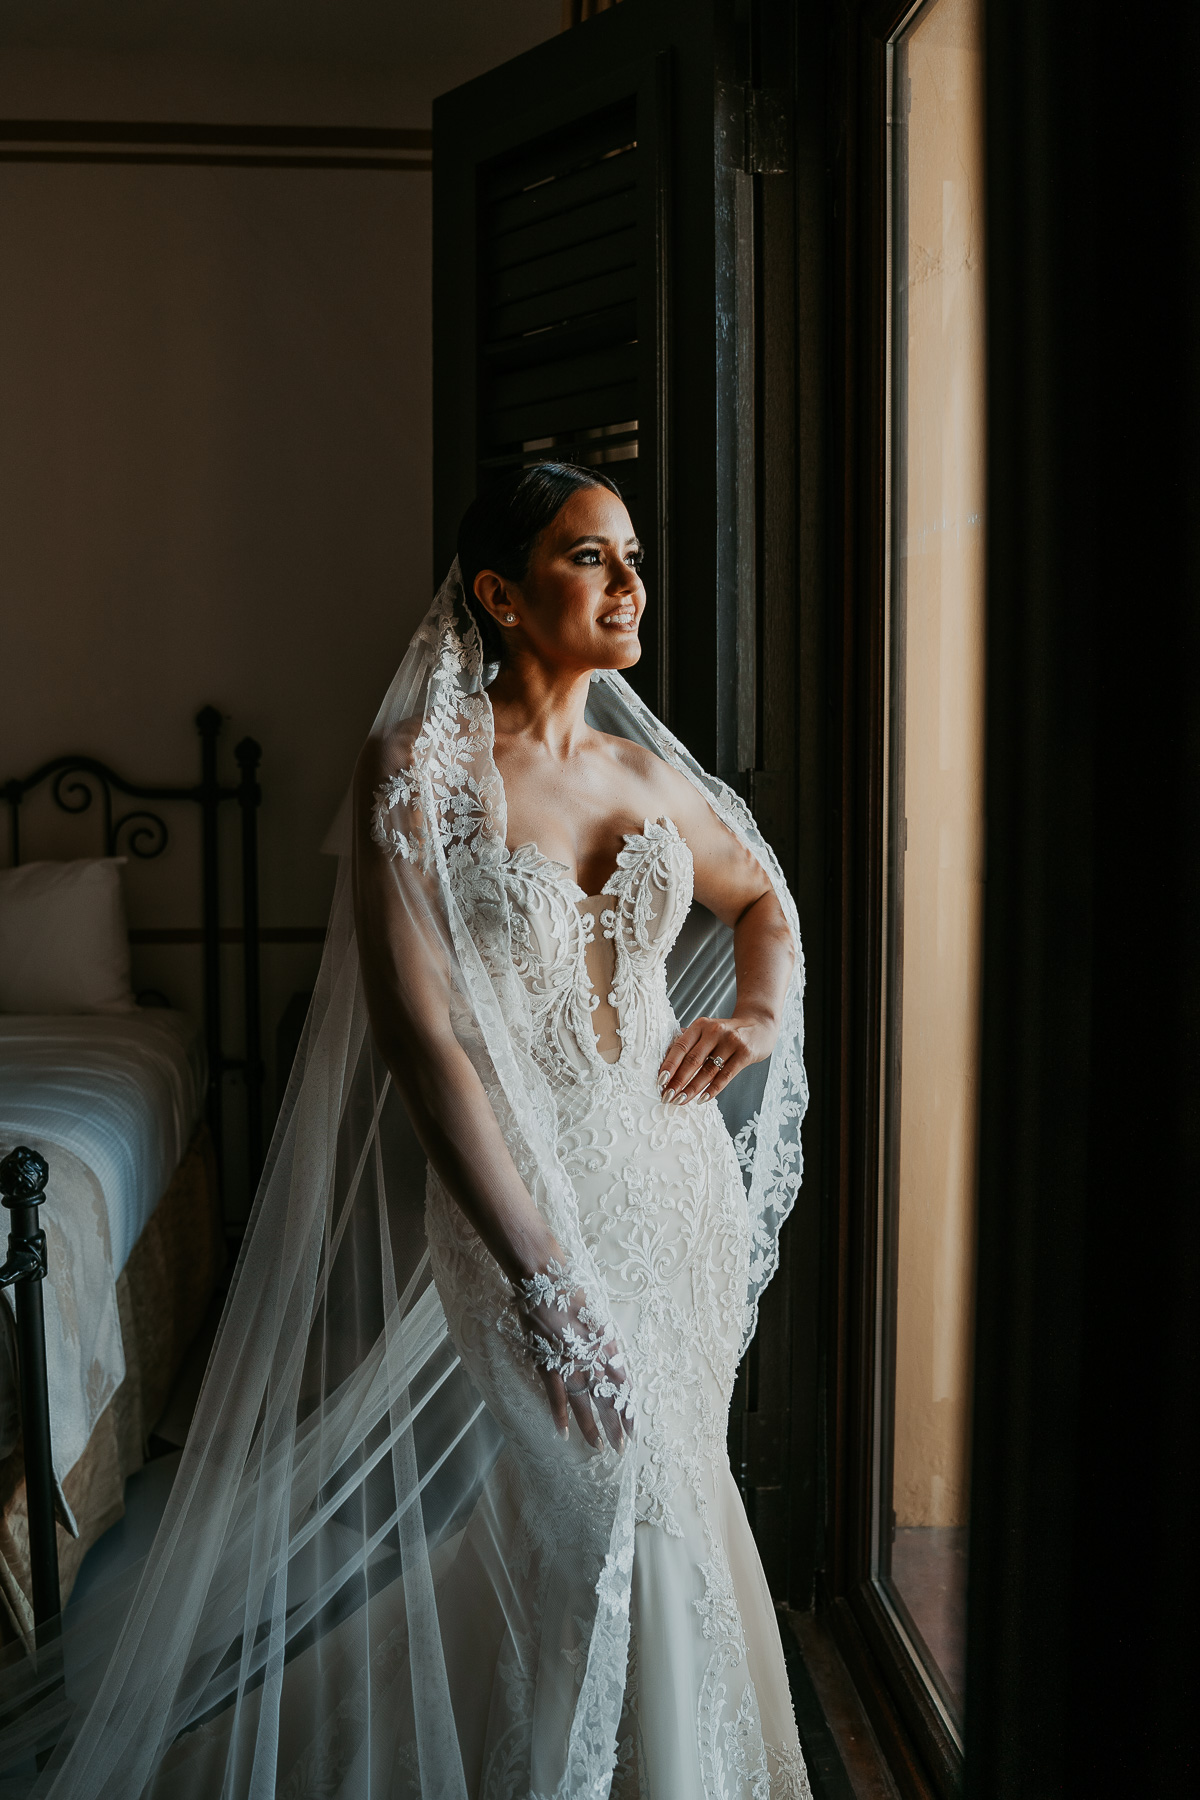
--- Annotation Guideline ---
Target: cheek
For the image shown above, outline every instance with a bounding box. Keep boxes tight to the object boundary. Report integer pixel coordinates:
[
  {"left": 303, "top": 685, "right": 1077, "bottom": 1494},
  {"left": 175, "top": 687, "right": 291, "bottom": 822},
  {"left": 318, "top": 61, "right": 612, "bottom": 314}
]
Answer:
[{"left": 536, "top": 581, "right": 601, "bottom": 645}]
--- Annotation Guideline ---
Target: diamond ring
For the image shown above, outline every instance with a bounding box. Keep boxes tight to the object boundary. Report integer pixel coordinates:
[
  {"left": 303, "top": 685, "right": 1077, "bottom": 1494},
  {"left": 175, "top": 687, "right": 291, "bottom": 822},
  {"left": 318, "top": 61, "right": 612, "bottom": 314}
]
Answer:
[{"left": 706, "top": 1054, "right": 725, "bottom": 1071}]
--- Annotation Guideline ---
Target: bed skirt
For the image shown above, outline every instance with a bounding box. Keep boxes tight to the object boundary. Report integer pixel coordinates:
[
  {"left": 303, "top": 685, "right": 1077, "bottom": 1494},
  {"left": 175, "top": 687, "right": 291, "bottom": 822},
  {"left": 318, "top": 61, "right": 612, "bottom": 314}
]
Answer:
[{"left": 0, "top": 1124, "right": 222, "bottom": 1651}]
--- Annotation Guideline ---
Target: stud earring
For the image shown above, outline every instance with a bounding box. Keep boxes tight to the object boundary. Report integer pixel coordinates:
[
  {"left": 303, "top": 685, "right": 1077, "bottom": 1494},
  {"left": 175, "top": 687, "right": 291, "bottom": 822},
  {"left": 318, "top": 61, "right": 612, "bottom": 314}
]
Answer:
[{"left": 504, "top": 612, "right": 516, "bottom": 623}]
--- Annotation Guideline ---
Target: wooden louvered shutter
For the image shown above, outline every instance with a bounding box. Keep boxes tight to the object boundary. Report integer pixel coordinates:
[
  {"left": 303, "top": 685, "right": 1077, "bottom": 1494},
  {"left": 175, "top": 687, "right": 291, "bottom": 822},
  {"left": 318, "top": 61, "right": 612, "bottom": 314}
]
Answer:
[
  {"left": 476, "top": 102, "right": 640, "bottom": 521},
  {"left": 434, "top": 33, "right": 672, "bottom": 717},
  {"left": 433, "top": 0, "right": 744, "bottom": 750}
]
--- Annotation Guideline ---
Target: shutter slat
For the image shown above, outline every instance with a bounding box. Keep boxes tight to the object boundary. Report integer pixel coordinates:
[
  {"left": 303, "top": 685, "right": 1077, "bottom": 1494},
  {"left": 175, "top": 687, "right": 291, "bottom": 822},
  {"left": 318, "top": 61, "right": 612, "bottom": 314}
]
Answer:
[
  {"left": 485, "top": 187, "right": 637, "bottom": 275},
  {"left": 485, "top": 272, "right": 637, "bottom": 343},
  {"left": 481, "top": 104, "right": 635, "bottom": 203},
  {"left": 485, "top": 146, "right": 636, "bottom": 238},
  {"left": 488, "top": 381, "right": 639, "bottom": 448},
  {"left": 488, "top": 226, "right": 636, "bottom": 308},
  {"left": 489, "top": 343, "right": 637, "bottom": 414},
  {"left": 483, "top": 302, "right": 638, "bottom": 373}
]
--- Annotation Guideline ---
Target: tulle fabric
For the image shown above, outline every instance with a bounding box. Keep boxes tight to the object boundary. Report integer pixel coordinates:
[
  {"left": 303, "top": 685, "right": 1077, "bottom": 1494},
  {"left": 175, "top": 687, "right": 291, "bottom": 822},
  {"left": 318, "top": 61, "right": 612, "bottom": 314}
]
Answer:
[{"left": 0, "top": 565, "right": 806, "bottom": 1799}]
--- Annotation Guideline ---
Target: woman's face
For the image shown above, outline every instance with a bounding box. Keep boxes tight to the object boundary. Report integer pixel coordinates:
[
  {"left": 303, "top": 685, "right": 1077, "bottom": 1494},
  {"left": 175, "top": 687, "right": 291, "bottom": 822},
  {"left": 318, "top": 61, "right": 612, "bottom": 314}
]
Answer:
[{"left": 475, "top": 485, "right": 645, "bottom": 675}]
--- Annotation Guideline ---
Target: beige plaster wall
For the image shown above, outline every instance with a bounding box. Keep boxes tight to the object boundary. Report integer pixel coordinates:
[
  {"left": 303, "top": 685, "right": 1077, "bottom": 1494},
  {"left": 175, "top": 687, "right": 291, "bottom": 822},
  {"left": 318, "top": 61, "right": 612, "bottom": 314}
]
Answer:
[
  {"left": 890, "top": 0, "right": 985, "bottom": 1530},
  {"left": 0, "top": 9, "right": 558, "bottom": 1214}
]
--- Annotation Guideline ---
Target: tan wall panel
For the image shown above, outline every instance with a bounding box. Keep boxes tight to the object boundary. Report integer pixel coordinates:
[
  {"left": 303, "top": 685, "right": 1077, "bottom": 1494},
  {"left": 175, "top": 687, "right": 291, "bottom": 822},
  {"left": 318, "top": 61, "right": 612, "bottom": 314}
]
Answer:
[{"left": 891, "top": 0, "right": 985, "bottom": 1530}]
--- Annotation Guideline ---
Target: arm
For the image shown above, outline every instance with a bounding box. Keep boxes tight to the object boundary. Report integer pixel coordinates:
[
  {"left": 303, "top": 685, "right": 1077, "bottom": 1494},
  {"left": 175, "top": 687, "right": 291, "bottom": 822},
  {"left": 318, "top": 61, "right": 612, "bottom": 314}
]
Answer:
[
  {"left": 654, "top": 775, "right": 796, "bottom": 1105},
  {"left": 354, "top": 744, "right": 558, "bottom": 1283},
  {"left": 352, "top": 739, "right": 629, "bottom": 1449}
]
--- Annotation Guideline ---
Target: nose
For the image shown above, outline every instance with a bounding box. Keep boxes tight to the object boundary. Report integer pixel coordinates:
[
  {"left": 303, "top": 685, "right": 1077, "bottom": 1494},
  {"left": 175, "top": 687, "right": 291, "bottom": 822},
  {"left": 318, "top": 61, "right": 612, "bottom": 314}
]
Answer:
[{"left": 608, "top": 555, "right": 640, "bottom": 597}]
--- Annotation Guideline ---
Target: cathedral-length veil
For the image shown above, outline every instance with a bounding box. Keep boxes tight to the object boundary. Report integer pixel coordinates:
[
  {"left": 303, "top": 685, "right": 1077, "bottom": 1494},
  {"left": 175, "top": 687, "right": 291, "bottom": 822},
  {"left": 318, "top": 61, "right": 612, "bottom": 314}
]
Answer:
[{"left": 5, "top": 564, "right": 806, "bottom": 1800}]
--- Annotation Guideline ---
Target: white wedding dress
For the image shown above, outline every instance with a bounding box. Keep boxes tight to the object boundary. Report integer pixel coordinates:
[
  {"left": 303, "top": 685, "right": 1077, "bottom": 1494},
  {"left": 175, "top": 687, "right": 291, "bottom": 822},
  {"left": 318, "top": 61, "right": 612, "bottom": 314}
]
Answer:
[
  {"left": 426, "top": 818, "right": 811, "bottom": 1798},
  {"left": 8, "top": 572, "right": 809, "bottom": 1800}
]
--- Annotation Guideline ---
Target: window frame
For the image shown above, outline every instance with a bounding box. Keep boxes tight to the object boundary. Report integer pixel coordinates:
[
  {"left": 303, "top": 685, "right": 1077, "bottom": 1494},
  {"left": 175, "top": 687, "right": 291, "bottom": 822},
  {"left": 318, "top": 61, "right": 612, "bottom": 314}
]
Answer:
[{"left": 818, "top": 0, "right": 975, "bottom": 1792}]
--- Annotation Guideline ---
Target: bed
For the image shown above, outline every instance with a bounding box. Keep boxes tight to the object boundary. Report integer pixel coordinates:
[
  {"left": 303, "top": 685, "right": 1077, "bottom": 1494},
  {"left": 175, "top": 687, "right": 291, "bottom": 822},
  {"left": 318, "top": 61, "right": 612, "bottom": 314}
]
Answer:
[{"left": 0, "top": 712, "right": 263, "bottom": 1652}]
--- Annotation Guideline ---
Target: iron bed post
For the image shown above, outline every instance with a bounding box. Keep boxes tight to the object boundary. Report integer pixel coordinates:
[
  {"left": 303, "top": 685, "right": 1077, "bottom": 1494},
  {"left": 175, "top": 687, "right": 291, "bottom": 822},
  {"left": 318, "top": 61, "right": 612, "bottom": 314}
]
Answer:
[
  {"left": 196, "top": 707, "right": 225, "bottom": 1194},
  {"left": 235, "top": 737, "right": 264, "bottom": 1186},
  {"left": 0, "top": 1147, "right": 61, "bottom": 1637}
]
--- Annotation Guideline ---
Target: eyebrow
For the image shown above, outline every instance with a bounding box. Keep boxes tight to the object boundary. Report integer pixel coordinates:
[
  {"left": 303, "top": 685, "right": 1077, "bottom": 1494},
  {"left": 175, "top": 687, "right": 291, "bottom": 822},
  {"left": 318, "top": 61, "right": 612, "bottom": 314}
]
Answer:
[{"left": 565, "top": 534, "right": 642, "bottom": 551}]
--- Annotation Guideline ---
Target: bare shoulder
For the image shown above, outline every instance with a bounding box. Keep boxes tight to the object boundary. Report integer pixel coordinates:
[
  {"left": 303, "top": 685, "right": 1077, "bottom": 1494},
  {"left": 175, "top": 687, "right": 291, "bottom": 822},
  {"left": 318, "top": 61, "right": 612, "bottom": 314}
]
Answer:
[{"left": 590, "top": 731, "right": 715, "bottom": 825}]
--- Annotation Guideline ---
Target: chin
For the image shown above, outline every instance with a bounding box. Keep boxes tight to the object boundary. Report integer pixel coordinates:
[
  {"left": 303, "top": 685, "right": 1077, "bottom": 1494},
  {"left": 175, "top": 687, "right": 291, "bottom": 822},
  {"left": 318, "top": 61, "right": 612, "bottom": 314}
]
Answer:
[{"left": 594, "top": 635, "right": 642, "bottom": 672}]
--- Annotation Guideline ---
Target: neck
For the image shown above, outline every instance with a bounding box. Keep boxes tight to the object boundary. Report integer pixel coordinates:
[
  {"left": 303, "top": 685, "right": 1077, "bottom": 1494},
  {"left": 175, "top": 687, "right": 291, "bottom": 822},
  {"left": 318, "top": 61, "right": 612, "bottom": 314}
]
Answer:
[{"left": 486, "top": 654, "right": 595, "bottom": 756}]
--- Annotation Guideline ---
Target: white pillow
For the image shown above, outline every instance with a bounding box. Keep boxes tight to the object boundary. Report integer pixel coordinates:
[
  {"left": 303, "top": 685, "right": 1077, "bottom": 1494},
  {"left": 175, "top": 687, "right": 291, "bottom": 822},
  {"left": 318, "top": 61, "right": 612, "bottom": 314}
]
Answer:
[{"left": 0, "top": 858, "right": 136, "bottom": 1015}]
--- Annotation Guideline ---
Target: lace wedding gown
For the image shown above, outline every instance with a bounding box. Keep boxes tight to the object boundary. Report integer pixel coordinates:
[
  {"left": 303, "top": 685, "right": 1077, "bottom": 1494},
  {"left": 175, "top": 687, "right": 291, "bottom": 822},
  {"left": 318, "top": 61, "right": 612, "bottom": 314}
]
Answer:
[
  {"left": 426, "top": 818, "right": 811, "bottom": 1799},
  {"left": 9, "top": 578, "right": 808, "bottom": 1800}
]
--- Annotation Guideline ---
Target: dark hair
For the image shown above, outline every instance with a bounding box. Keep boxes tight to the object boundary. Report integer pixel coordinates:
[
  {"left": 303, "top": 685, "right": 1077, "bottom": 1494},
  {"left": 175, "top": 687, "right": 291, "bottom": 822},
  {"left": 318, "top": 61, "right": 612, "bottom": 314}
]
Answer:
[{"left": 457, "top": 461, "right": 624, "bottom": 664}]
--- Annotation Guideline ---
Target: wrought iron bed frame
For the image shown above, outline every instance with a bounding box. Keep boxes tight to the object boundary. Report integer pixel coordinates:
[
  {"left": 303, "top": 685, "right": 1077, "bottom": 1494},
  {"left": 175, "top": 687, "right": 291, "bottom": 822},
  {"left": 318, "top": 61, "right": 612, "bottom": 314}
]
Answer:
[{"left": 0, "top": 706, "right": 263, "bottom": 1640}]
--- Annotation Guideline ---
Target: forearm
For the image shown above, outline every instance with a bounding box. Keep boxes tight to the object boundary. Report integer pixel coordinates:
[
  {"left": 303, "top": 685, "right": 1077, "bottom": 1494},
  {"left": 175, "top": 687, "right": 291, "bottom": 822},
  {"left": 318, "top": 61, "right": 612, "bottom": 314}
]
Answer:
[
  {"left": 372, "top": 1014, "right": 560, "bottom": 1282},
  {"left": 731, "top": 889, "right": 795, "bottom": 1038},
  {"left": 658, "top": 887, "right": 794, "bottom": 1102}
]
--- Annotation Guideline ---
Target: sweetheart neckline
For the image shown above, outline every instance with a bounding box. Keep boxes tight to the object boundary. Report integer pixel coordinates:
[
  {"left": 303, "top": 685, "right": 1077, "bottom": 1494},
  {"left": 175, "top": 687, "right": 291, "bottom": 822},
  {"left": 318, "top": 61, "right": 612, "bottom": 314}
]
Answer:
[{"left": 501, "top": 815, "right": 685, "bottom": 904}]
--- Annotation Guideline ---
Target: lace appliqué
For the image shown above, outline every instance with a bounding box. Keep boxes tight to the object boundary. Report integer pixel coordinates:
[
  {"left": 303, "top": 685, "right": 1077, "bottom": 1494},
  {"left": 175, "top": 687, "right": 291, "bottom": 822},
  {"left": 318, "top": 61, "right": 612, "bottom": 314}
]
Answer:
[
  {"left": 370, "top": 590, "right": 505, "bottom": 877},
  {"left": 590, "top": 671, "right": 810, "bottom": 1364},
  {"left": 509, "top": 1258, "right": 635, "bottom": 1420}
]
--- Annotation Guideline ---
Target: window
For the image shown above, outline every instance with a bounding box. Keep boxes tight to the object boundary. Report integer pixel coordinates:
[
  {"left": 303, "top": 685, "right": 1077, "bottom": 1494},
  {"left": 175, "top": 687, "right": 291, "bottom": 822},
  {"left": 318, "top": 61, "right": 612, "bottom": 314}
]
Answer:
[{"left": 876, "top": 0, "right": 985, "bottom": 1740}]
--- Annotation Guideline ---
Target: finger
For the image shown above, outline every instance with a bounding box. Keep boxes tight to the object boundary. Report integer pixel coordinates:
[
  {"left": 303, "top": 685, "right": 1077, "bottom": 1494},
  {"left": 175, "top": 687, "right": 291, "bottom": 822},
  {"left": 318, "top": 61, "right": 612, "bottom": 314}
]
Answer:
[
  {"left": 540, "top": 1368, "right": 570, "bottom": 1440},
  {"left": 679, "top": 1049, "right": 723, "bottom": 1102},
  {"left": 606, "top": 1357, "right": 636, "bottom": 1440},
  {"left": 568, "top": 1385, "right": 602, "bottom": 1449},
  {"left": 700, "top": 1045, "right": 752, "bottom": 1102},
  {"left": 686, "top": 1035, "right": 750, "bottom": 1102},
  {"left": 664, "top": 1023, "right": 720, "bottom": 1100},
  {"left": 594, "top": 1391, "right": 627, "bottom": 1453},
  {"left": 658, "top": 1027, "right": 700, "bottom": 1093},
  {"left": 694, "top": 1044, "right": 752, "bottom": 1094},
  {"left": 671, "top": 1027, "right": 728, "bottom": 1102},
  {"left": 684, "top": 1026, "right": 753, "bottom": 1101}
]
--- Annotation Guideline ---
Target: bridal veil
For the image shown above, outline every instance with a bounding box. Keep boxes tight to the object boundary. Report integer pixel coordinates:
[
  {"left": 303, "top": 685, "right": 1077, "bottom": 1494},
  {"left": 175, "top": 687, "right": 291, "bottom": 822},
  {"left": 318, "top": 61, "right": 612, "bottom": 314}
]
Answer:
[{"left": 0, "top": 563, "right": 806, "bottom": 1799}]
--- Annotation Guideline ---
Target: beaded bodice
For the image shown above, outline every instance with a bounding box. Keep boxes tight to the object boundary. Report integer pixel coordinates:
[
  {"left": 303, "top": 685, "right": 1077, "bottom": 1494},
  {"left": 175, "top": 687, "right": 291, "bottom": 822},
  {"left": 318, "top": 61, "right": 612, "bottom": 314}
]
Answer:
[{"left": 500, "top": 817, "right": 693, "bottom": 1093}]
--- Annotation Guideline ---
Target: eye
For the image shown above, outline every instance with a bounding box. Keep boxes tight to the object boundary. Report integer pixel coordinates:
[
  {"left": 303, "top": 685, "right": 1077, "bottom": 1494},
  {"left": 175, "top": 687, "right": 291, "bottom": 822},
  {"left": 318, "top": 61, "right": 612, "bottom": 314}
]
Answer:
[{"left": 573, "top": 549, "right": 603, "bottom": 565}]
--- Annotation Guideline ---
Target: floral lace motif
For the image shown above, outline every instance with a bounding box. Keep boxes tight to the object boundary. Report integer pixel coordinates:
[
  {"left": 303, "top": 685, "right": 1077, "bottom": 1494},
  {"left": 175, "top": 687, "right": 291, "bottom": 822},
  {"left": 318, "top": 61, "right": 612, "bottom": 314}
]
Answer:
[
  {"left": 510, "top": 1257, "right": 634, "bottom": 1417},
  {"left": 369, "top": 591, "right": 809, "bottom": 1797},
  {"left": 496, "top": 827, "right": 808, "bottom": 1797},
  {"left": 588, "top": 670, "right": 810, "bottom": 1364}
]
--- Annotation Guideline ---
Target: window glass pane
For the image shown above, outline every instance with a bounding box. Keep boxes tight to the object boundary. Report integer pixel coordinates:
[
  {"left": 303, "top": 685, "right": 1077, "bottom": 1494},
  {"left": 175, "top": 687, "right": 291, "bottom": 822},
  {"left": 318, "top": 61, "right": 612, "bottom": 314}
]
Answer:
[{"left": 877, "top": 0, "right": 985, "bottom": 1730}]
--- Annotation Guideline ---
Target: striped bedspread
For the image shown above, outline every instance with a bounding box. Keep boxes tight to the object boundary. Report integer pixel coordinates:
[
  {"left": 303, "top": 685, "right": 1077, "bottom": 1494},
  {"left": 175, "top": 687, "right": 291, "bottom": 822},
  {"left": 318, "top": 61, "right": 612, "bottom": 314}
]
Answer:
[{"left": 0, "top": 1012, "right": 206, "bottom": 1498}]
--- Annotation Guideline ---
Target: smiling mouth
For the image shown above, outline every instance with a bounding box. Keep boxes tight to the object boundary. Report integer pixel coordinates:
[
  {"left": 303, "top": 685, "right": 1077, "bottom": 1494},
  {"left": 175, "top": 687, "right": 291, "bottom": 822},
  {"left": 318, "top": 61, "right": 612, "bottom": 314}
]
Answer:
[{"left": 598, "top": 608, "right": 638, "bottom": 629}]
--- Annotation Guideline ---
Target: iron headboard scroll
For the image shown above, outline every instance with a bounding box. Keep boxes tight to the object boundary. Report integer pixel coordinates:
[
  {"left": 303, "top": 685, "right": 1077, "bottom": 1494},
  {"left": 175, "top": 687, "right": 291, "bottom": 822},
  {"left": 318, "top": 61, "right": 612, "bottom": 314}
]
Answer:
[
  {"left": 8, "top": 760, "right": 170, "bottom": 866},
  {"left": 1, "top": 707, "right": 264, "bottom": 1206}
]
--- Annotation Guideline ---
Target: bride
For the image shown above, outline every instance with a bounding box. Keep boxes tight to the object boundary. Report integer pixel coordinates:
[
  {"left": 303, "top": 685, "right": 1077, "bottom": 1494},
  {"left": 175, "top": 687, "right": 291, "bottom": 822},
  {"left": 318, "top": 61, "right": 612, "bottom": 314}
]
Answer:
[{"left": 11, "top": 465, "right": 810, "bottom": 1799}]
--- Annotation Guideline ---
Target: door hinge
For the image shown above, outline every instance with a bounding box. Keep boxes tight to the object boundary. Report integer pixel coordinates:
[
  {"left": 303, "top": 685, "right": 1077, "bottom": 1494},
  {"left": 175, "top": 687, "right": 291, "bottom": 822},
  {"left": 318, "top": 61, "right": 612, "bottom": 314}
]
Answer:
[{"left": 744, "top": 85, "right": 790, "bottom": 175}]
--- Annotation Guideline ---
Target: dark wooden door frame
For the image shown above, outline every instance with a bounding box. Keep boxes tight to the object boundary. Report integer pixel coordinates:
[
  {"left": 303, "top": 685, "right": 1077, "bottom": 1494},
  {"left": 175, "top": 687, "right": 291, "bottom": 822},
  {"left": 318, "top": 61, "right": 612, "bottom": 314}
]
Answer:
[{"left": 814, "top": 2, "right": 967, "bottom": 1794}]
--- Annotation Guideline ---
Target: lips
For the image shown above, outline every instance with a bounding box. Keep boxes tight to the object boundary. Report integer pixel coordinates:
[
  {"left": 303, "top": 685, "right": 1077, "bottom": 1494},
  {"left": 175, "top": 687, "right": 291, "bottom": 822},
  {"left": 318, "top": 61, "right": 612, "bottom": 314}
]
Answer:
[{"left": 598, "top": 609, "right": 637, "bottom": 628}]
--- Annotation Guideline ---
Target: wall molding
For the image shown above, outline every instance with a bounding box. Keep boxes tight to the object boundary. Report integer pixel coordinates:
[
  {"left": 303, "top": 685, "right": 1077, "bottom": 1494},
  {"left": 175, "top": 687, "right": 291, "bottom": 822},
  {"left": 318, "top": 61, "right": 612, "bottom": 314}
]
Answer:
[{"left": 0, "top": 120, "right": 432, "bottom": 170}]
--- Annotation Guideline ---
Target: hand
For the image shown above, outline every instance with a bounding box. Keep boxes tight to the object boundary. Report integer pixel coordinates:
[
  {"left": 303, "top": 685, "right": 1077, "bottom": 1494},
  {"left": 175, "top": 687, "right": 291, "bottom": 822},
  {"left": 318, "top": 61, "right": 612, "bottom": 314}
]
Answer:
[
  {"left": 513, "top": 1260, "right": 634, "bottom": 1454},
  {"left": 657, "top": 1013, "right": 775, "bottom": 1105}
]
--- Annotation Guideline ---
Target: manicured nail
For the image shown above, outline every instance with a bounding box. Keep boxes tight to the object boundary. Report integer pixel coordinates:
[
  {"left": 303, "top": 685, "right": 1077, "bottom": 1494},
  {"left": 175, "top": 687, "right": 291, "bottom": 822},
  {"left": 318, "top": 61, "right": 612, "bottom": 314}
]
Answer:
[
  {"left": 679, "top": 1094, "right": 689, "bottom": 1105},
  {"left": 559, "top": 1425, "right": 569, "bottom": 1441},
  {"left": 665, "top": 1089, "right": 675, "bottom": 1100},
  {"left": 658, "top": 1070, "right": 669, "bottom": 1088}
]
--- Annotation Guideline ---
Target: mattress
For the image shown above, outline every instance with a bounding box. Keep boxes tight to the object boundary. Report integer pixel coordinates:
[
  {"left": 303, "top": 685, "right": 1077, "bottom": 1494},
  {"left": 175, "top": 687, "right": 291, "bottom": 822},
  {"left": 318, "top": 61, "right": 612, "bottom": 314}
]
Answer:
[{"left": 0, "top": 1011, "right": 206, "bottom": 1272}]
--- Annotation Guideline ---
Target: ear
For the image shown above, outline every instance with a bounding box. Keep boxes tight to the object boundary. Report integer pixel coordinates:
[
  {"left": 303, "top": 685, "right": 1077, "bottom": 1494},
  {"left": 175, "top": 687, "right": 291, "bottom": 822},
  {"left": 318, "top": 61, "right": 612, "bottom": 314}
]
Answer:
[{"left": 473, "top": 570, "right": 520, "bottom": 629}]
